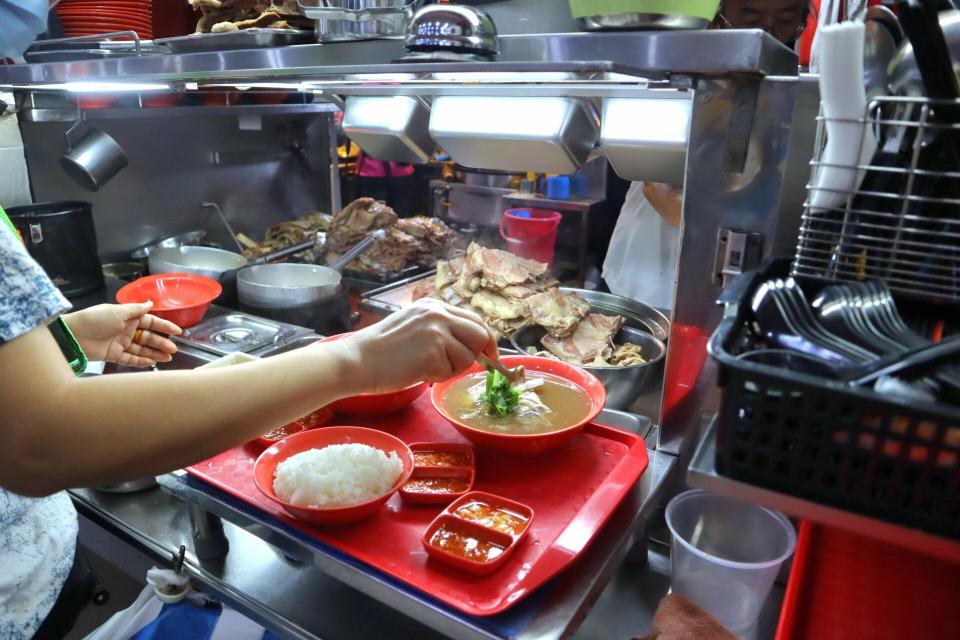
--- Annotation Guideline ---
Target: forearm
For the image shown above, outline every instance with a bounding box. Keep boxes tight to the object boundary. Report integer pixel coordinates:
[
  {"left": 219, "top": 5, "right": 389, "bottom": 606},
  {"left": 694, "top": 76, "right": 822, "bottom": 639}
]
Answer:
[{"left": 3, "top": 328, "right": 362, "bottom": 495}]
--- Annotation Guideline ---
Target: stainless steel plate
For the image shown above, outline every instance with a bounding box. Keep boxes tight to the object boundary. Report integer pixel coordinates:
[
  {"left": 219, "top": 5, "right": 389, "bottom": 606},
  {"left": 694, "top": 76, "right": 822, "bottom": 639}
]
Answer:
[
  {"left": 156, "top": 29, "right": 314, "bottom": 54},
  {"left": 176, "top": 313, "right": 294, "bottom": 355}
]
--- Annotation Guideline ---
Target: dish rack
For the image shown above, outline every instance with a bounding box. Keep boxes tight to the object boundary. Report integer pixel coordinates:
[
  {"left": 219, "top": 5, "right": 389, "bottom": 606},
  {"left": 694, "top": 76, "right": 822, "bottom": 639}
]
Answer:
[
  {"left": 793, "top": 95, "right": 960, "bottom": 303},
  {"left": 707, "top": 260, "right": 960, "bottom": 541}
]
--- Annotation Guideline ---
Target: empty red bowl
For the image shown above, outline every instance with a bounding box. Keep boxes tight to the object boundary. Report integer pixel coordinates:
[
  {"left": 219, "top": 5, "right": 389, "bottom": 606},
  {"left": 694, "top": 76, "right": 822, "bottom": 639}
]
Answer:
[
  {"left": 430, "top": 355, "right": 606, "bottom": 454},
  {"left": 116, "top": 273, "right": 221, "bottom": 328},
  {"left": 254, "top": 426, "right": 414, "bottom": 526},
  {"left": 317, "top": 333, "right": 429, "bottom": 416}
]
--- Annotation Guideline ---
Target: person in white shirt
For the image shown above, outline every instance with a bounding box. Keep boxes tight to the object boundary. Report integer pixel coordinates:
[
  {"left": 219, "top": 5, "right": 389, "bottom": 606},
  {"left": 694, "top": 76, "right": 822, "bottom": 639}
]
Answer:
[{"left": 603, "top": 0, "right": 812, "bottom": 311}]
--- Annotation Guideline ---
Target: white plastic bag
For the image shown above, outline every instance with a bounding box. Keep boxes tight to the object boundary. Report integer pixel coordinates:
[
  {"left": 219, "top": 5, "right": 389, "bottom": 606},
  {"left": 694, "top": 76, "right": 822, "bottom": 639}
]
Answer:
[{"left": 601, "top": 182, "right": 680, "bottom": 311}]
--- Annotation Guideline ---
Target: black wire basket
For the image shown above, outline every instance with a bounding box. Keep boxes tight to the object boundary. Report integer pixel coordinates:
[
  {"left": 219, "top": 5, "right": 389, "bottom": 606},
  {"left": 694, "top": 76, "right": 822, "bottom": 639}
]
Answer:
[{"left": 708, "top": 260, "right": 960, "bottom": 540}]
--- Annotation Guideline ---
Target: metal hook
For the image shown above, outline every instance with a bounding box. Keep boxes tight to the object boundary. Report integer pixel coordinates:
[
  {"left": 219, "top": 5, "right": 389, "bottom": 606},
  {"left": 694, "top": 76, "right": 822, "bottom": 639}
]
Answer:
[{"left": 201, "top": 202, "right": 246, "bottom": 252}]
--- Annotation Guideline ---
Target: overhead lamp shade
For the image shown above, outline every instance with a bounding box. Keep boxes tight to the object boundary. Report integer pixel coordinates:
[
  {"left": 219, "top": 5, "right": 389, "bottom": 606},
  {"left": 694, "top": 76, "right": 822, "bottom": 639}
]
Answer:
[
  {"left": 428, "top": 96, "right": 598, "bottom": 175},
  {"left": 341, "top": 96, "right": 436, "bottom": 164}
]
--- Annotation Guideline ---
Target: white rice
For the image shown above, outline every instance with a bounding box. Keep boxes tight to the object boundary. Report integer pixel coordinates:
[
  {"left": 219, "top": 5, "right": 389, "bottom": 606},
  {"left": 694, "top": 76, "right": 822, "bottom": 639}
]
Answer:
[{"left": 273, "top": 443, "right": 403, "bottom": 508}]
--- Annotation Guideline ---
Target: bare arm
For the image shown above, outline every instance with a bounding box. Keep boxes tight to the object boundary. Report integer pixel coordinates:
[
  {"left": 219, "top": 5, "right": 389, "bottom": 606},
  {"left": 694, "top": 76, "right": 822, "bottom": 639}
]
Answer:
[
  {"left": 0, "top": 300, "right": 495, "bottom": 497},
  {"left": 642, "top": 182, "right": 683, "bottom": 228}
]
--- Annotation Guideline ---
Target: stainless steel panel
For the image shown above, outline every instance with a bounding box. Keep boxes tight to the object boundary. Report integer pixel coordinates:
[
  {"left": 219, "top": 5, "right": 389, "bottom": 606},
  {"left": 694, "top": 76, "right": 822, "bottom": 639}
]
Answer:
[
  {"left": 20, "top": 110, "right": 337, "bottom": 259},
  {"left": 0, "top": 31, "right": 797, "bottom": 88},
  {"left": 430, "top": 95, "right": 598, "bottom": 174},
  {"left": 658, "top": 76, "right": 801, "bottom": 454},
  {"left": 601, "top": 93, "right": 692, "bottom": 184},
  {"left": 431, "top": 179, "right": 513, "bottom": 228},
  {"left": 342, "top": 95, "right": 435, "bottom": 164}
]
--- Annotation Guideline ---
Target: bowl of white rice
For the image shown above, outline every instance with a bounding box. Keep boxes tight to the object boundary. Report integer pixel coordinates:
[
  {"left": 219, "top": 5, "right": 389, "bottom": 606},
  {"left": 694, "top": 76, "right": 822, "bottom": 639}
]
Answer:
[{"left": 254, "top": 426, "right": 413, "bottom": 525}]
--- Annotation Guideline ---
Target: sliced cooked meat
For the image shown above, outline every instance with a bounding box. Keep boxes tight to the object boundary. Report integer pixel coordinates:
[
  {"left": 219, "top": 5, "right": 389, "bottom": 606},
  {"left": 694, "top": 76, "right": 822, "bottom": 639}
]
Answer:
[
  {"left": 526, "top": 289, "right": 590, "bottom": 338},
  {"left": 435, "top": 256, "right": 465, "bottom": 290},
  {"left": 327, "top": 198, "right": 398, "bottom": 250},
  {"left": 474, "top": 245, "right": 548, "bottom": 289},
  {"left": 470, "top": 290, "right": 526, "bottom": 321},
  {"left": 541, "top": 313, "right": 624, "bottom": 365}
]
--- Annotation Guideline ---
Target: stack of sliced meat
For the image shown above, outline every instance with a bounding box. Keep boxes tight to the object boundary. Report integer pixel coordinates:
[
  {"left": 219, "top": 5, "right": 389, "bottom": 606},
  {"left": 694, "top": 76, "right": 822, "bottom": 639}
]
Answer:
[
  {"left": 323, "top": 198, "right": 458, "bottom": 275},
  {"left": 416, "top": 243, "right": 647, "bottom": 367},
  {"left": 189, "top": 0, "right": 312, "bottom": 32}
]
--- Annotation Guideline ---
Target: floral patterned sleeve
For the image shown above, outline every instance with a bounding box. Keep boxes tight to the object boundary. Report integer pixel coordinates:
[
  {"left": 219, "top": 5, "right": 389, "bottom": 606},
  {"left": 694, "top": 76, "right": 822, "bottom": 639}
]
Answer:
[{"left": 0, "top": 219, "right": 71, "bottom": 343}]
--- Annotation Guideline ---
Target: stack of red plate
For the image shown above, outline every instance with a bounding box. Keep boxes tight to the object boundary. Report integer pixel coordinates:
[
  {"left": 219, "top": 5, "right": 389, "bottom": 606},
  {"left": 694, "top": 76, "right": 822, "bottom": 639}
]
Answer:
[{"left": 56, "top": 0, "right": 154, "bottom": 39}]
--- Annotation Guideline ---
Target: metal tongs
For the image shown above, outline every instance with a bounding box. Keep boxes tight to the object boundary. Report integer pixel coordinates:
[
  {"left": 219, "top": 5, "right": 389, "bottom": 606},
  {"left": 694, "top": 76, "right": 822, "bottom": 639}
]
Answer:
[{"left": 478, "top": 355, "right": 524, "bottom": 384}]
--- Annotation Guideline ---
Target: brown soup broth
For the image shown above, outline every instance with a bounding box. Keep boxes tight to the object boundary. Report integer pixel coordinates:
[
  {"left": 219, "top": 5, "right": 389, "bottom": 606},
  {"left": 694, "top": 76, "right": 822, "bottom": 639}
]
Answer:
[{"left": 441, "top": 371, "right": 592, "bottom": 435}]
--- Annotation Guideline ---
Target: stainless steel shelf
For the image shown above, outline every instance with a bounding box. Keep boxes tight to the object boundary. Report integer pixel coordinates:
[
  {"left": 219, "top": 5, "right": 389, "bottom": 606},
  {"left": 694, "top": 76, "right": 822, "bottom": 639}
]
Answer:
[
  {"left": 688, "top": 418, "right": 960, "bottom": 564},
  {"left": 0, "top": 31, "right": 796, "bottom": 90}
]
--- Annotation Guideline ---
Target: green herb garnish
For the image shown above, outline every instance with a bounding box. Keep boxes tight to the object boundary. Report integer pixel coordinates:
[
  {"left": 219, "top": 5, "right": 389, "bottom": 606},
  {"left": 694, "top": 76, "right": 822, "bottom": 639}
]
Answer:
[{"left": 479, "top": 368, "right": 520, "bottom": 417}]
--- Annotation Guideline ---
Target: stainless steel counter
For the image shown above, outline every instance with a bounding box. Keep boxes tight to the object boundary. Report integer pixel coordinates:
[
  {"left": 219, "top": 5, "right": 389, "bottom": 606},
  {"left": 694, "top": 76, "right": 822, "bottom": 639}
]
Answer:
[{"left": 71, "top": 446, "right": 676, "bottom": 640}]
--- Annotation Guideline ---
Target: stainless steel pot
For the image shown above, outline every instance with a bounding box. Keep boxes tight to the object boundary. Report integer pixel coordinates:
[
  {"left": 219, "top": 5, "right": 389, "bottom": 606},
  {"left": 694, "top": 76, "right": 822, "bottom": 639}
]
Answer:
[
  {"left": 237, "top": 232, "right": 382, "bottom": 333},
  {"left": 299, "top": 0, "right": 419, "bottom": 42},
  {"left": 102, "top": 261, "right": 144, "bottom": 281},
  {"left": 149, "top": 245, "right": 248, "bottom": 280},
  {"left": 131, "top": 230, "right": 206, "bottom": 261},
  {"left": 457, "top": 166, "right": 516, "bottom": 188},
  {"left": 60, "top": 120, "right": 128, "bottom": 192},
  {"left": 510, "top": 325, "right": 665, "bottom": 410}
]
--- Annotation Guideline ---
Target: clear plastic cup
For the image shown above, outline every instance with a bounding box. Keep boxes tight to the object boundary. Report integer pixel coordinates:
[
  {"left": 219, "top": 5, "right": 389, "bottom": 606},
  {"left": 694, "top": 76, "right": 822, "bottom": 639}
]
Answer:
[{"left": 665, "top": 490, "right": 796, "bottom": 637}]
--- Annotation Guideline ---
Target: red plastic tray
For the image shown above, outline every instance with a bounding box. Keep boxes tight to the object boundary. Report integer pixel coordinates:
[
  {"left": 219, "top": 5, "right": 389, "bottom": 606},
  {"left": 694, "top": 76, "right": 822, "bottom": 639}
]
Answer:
[
  {"left": 186, "top": 394, "right": 649, "bottom": 617},
  {"left": 776, "top": 520, "right": 960, "bottom": 640}
]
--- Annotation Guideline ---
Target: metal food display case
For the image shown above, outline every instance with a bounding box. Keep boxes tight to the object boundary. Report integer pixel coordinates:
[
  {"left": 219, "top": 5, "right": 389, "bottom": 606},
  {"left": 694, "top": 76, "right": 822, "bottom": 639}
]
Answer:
[{"left": 0, "top": 27, "right": 818, "bottom": 639}]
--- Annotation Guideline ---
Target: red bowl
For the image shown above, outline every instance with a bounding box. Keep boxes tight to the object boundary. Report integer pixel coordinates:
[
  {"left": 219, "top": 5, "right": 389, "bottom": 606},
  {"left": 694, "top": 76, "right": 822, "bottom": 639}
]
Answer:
[
  {"left": 116, "top": 273, "right": 221, "bottom": 328},
  {"left": 430, "top": 355, "right": 606, "bottom": 454},
  {"left": 254, "top": 426, "right": 414, "bottom": 526},
  {"left": 317, "top": 333, "right": 429, "bottom": 416}
]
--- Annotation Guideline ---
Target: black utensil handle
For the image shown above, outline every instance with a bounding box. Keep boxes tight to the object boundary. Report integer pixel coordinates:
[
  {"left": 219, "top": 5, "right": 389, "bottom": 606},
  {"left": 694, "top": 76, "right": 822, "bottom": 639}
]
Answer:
[
  {"left": 849, "top": 334, "right": 960, "bottom": 385},
  {"left": 897, "top": 0, "right": 960, "bottom": 101}
]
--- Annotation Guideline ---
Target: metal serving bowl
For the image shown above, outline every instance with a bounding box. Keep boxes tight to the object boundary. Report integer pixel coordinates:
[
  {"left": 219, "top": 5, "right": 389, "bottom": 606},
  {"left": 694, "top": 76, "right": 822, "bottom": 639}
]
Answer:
[
  {"left": 560, "top": 288, "right": 670, "bottom": 342},
  {"left": 509, "top": 325, "right": 666, "bottom": 410},
  {"left": 149, "top": 245, "right": 247, "bottom": 280},
  {"left": 131, "top": 230, "right": 206, "bottom": 261}
]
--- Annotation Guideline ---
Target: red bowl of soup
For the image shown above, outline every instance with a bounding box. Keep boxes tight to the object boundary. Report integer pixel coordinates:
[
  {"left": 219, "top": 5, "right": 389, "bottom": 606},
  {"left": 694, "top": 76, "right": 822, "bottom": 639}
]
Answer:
[
  {"left": 254, "top": 426, "right": 413, "bottom": 525},
  {"left": 317, "top": 333, "right": 429, "bottom": 416},
  {"left": 430, "top": 355, "right": 606, "bottom": 454}
]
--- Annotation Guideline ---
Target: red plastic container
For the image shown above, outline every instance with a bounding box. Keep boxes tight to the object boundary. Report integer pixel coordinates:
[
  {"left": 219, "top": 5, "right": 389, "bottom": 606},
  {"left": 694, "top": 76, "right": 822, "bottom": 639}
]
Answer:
[
  {"left": 252, "top": 407, "right": 333, "bottom": 449},
  {"left": 116, "top": 273, "right": 221, "bottom": 328},
  {"left": 499, "top": 208, "right": 562, "bottom": 265},
  {"left": 430, "top": 355, "right": 606, "bottom": 454},
  {"left": 317, "top": 333, "right": 429, "bottom": 416},
  {"left": 185, "top": 393, "right": 649, "bottom": 616},
  {"left": 423, "top": 492, "right": 533, "bottom": 575},
  {"left": 253, "top": 426, "right": 414, "bottom": 526},
  {"left": 253, "top": 420, "right": 306, "bottom": 449},
  {"left": 776, "top": 520, "right": 960, "bottom": 640},
  {"left": 401, "top": 442, "right": 476, "bottom": 504}
]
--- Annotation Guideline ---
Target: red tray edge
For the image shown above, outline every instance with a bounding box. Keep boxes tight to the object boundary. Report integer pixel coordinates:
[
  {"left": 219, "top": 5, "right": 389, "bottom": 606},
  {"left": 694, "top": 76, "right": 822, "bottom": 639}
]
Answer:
[
  {"left": 185, "top": 421, "right": 649, "bottom": 617},
  {"left": 774, "top": 519, "right": 815, "bottom": 640}
]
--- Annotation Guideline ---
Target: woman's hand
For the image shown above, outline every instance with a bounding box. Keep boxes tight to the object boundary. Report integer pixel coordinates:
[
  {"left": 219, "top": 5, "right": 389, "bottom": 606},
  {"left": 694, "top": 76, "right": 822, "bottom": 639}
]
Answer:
[
  {"left": 338, "top": 299, "right": 497, "bottom": 393},
  {"left": 642, "top": 182, "right": 684, "bottom": 228},
  {"left": 62, "top": 302, "right": 182, "bottom": 367}
]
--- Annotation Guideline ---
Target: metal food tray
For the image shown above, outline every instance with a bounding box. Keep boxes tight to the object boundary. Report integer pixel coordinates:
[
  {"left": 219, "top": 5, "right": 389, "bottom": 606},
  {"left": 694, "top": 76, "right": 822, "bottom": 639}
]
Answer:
[
  {"left": 156, "top": 29, "right": 314, "bottom": 54},
  {"left": 341, "top": 264, "right": 427, "bottom": 292},
  {"left": 360, "top": 270, "right": 435, "bottom": 315}
]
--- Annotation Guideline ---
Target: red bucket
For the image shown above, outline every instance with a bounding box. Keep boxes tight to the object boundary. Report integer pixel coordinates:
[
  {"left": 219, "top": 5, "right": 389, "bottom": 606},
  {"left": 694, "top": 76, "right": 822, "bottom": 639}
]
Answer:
[{"left": 499, "top": 208, "right": 562, "bottom": 265}]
